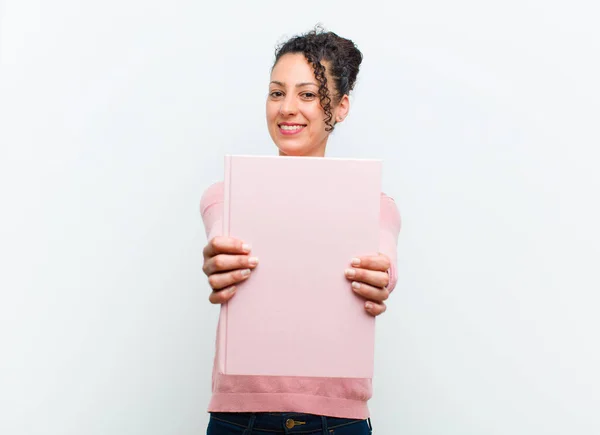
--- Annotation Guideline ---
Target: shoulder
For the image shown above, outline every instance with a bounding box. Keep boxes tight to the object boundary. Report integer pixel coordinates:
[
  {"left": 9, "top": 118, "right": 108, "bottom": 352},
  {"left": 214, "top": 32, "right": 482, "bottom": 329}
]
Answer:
[
  {"left": 200, "top": 181, "right": 224, "bottom": 216},
  {"left": 380, "top": 192, "right": 401, "bottom": 232},
  {"left": 380, "top": 192, "right": 398, "bottom": 209},
  {"left": 380, "top": 192, "right": 396, "bottom": 204}
]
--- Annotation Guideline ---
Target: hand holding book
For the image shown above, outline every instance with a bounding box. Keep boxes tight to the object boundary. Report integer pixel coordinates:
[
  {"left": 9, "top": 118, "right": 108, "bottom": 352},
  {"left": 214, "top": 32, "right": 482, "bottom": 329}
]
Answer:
[
  {"left": 345, "top": 253, "right": 391, "bottom": 317},
  {"left": 202, "top": 236, "right": 259, "bottom": 304},
  {"left": 202, "top": 235, "right": 391, "bottom": 317}
]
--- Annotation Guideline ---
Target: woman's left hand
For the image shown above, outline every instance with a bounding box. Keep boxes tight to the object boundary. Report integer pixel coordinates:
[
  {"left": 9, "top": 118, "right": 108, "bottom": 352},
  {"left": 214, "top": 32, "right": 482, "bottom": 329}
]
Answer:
[{"left": 345, "top": 253, "right": 391, "bottom": 317}]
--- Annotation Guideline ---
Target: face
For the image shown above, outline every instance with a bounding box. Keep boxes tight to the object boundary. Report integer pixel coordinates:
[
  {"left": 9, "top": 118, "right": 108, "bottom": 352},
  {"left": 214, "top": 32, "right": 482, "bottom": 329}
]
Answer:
[{"left": 266, "top": 53, "right": 349, "bottom": 157}]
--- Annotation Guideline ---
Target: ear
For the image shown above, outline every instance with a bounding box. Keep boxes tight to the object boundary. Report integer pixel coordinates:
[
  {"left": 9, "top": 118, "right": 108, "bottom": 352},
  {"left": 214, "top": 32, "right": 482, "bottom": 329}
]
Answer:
[{"left": 334, "top": 94, "right": 350, "bottom": 123}]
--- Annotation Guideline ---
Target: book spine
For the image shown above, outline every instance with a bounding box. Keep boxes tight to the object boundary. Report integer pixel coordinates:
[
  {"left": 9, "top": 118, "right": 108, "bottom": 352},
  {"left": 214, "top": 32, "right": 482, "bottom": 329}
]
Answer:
[
  {"left": 223, "top": 155, "right": 232, "bottom": 237},
  {"left": 219, "top": 155, "right": 233, "bottom": 374}
]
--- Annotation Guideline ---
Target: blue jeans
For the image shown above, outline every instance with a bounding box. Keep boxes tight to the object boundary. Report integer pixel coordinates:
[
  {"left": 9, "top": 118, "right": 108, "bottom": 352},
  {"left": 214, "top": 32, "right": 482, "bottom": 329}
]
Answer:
[{"left": 207, "top": 412, "right": 373, "bottom": 435}]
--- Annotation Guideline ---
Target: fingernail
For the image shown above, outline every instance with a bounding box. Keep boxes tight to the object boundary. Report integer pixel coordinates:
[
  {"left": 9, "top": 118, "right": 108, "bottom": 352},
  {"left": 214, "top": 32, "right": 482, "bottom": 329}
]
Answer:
[
  {"left": 242, "top": 243, "right": 252, "bottom": 253},
  {"left": 365, "top": 302, "right": 373, "bottom": 310},
  {"left": 352, "top": 281, "right": 361, "bottom": 290},
  {"left": 248, "top": 257, "right": 259, "bottom": 266},
  {"left": 345, "top": 268, "right": 356, "bottom": 278},
  {"left": 241, "top": 269, "right": 251, "bottom": 277},
  {"left": 229, "top": 286, "right": 237, "bottom": 293},
  {"left": 351, "top": 258, "right": 361, "bottom": 266}
]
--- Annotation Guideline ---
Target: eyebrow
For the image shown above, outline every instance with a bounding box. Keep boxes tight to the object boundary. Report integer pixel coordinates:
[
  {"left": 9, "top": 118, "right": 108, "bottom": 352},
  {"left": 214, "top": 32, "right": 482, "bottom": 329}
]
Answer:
[{"left": 270, "top": 80, "right": 319, "bottom": 88}]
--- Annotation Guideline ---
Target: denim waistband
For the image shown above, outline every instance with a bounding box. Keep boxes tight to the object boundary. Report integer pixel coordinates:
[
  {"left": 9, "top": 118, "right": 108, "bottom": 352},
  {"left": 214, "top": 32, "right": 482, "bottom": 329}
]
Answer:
[{"left": 210, "top": 412, "right": 371, "bottom": 434}]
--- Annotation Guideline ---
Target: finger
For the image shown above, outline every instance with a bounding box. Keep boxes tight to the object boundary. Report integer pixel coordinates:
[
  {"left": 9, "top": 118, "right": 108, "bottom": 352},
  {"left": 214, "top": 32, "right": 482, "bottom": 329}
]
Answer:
[
  {"left": 351, "top": 281, "right": 389, "bottom": 302},
  {"left": 365, "top": 301, "right": 387, "bottom": 316},
  {"left": 350, "top": 254, "right": 390, "bottom": 272},
  {"left": 204, "top": 236, "right": 251, "bottom": 259},
  {"left": 203, "top": 254, "right": 259, "bottom": 276},
  {"left": 209, "top": 286, "right": 237, "bottom": 304},
  {"left": 345, "top": 267, "right": 389, "bottom": 289},
  {"left": 208, "top": 268, "right": 252, "bottom": 290}
]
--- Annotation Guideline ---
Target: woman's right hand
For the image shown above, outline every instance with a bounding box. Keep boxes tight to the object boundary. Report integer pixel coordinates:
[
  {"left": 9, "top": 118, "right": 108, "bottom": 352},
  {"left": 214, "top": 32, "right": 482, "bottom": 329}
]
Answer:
[{"left": 202, "top": 236, "right": 259, "bottom": 304}]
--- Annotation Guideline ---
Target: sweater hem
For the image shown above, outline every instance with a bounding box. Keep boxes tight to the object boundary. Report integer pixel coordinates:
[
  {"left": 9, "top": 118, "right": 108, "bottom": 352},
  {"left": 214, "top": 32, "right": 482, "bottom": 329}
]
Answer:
[{"left": 208, "top": 392, "right": 369, "bottom": 419}]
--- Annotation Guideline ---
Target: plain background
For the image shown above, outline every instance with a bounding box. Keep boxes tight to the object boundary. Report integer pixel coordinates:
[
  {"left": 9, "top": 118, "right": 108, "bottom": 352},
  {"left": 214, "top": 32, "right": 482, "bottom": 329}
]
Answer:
[{"left": 1, "top": 1, "right": 599, "bottom": 434}]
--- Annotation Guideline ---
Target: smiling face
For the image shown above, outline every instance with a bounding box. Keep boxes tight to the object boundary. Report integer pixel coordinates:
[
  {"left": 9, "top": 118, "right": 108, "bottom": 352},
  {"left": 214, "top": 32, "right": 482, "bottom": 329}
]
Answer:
[{"left": 266, "top": 53, "right": 349, "bottom": 157}]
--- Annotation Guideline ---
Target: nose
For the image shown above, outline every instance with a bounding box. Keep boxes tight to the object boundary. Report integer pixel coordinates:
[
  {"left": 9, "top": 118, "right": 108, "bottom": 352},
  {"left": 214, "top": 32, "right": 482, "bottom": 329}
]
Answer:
[{"left": 279, "top": 95, "right": 297, "bottom": 116}]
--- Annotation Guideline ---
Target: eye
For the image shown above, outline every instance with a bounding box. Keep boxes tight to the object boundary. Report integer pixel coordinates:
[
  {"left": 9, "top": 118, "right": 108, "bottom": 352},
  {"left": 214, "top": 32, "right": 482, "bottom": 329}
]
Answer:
[
  {"left": 301, "top": 92, "right": 317, "bottom": 100},
  {"left": 269, "top": 91, "right": 284, "bottom": 99}
]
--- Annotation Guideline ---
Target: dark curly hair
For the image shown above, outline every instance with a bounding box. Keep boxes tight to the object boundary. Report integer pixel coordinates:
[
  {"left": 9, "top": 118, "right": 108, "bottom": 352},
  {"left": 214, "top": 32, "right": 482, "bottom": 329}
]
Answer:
[{"left": 273, "top": 26, "right": 363, "bottom": 132}]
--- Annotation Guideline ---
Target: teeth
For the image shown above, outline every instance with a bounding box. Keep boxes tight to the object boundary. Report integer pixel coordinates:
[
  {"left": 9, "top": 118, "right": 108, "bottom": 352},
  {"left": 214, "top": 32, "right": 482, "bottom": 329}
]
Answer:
[{"left": 280, "top": 124, "right": 304, "bottom": 131}]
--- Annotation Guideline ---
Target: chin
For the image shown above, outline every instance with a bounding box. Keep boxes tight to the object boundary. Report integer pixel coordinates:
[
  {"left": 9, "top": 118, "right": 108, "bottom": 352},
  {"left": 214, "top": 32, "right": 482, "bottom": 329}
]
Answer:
[
  {"left": 270, "top": 136, "right": 307, "bottom": 156},
  {"left": 277, "top": 146, "right": 307, "bottom": 157},
  {"left": 273, "top": 139, "right": 327, "bottom": 158},
  {"left": 275, "top": 143, "right": 316, "bottom": 157}
]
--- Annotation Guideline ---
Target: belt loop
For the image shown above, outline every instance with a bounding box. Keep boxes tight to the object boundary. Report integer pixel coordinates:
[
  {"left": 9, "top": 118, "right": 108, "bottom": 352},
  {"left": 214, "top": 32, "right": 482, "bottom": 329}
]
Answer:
[
  {"left": 321, "top": 416, "right": 329, "bottom": 435},
  {"left": 242, "top": 414, "right": 256, "bottom": 435}
]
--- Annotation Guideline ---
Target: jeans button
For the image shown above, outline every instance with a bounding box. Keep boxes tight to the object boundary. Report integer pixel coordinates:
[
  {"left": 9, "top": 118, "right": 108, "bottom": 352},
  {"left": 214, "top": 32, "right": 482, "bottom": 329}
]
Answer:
[{"left": 285, "top": 418, "right": 295, "bottom": 429}]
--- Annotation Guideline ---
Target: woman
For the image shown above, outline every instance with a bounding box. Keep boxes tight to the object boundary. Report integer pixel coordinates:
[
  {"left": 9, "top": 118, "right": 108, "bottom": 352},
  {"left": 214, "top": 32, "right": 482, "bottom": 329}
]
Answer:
[{"left": 200, "top": 28, "right": 401, "bottom": 435}]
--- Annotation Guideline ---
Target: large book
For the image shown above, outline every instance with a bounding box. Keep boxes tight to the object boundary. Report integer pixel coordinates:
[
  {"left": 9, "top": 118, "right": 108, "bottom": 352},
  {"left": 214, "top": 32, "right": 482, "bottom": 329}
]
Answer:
[{"left": 217, "top": 154, "right": 381, "bottom": 378}]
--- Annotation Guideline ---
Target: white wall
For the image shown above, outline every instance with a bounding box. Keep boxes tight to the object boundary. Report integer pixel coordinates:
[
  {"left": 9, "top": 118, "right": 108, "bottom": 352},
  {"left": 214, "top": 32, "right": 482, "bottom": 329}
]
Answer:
[{"left": 1, "top": 1, "right": 599, "bottom": 434}]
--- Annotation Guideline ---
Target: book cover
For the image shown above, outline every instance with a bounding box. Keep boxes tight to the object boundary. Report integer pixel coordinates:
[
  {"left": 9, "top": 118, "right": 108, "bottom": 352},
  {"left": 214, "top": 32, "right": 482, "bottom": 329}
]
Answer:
[{"left": 218, "top": 154, "right": 381, "bottom": 378}]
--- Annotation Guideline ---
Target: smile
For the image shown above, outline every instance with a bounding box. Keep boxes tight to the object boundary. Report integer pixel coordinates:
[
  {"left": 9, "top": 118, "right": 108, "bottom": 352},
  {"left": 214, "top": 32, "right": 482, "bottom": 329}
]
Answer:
[{"left": 278, "top": 124, "right": 306, "bottom": 135}]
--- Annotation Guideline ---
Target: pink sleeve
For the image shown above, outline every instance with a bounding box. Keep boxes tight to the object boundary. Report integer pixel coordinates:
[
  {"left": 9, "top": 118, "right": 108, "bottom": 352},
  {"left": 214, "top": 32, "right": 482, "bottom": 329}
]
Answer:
[
  {"left": 379, "top": 194, "right": 401, "bottom": 292},
  {"left": 200, "top": 182, "right": 224, "bottom": 241}
]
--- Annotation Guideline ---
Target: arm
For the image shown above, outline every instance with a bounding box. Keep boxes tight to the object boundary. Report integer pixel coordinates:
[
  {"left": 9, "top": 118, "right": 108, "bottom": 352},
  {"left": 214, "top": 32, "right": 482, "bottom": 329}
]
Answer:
[
  {"left": 345, "top": 193, "right": 401, "bottom": 316},
  {"left": 200, "top": 181, "right": 258, "bottom": 304},
  {"left": 200, "top": 182, "right": 224, "bottom": 241},
  {"left": 379, "top": 194, "right": 402, "bottom": 292}
]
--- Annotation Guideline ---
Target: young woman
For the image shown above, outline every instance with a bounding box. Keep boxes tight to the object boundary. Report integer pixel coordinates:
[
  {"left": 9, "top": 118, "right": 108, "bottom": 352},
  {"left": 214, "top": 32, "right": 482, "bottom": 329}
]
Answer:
[{"left": 200, "top": 28, "right": 401, "bottom": 435}]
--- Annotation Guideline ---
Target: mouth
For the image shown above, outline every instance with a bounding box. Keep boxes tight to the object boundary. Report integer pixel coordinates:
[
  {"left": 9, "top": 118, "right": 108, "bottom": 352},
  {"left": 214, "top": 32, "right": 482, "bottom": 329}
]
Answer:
[{"left": 278, "top": 123, "right": 306, "bottom": 135}]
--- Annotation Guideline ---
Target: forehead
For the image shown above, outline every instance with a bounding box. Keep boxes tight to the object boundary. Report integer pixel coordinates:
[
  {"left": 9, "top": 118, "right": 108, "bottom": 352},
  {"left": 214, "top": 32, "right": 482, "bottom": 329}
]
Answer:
[{"left": 270, "top": 53, "right": 317, "bottom": 84}]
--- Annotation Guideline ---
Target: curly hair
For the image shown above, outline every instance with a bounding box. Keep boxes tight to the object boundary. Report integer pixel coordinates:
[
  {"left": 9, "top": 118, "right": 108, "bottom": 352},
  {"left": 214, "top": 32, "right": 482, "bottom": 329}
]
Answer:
[{"left": 273, "top": 26, "right": 363, "bottom": 132}]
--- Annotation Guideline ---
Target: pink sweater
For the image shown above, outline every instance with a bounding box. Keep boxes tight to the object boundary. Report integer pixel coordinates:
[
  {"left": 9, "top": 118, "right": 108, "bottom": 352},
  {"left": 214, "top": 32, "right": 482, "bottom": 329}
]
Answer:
[{"left": 199, "top": 181, "right": 401, "bottom": 419}]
